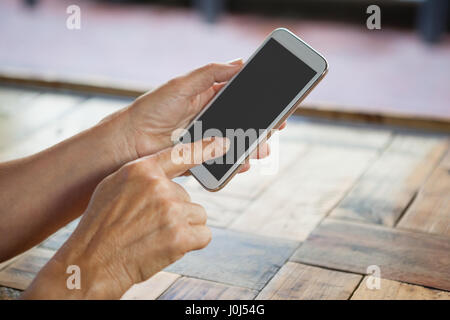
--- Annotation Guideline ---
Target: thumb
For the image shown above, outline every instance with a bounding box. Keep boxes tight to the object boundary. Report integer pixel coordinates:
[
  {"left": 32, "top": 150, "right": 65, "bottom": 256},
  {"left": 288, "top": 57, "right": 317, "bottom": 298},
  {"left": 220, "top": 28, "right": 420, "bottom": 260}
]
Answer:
[
  {"left": 179, "top": 60, "right": 243, "bottom": 96},
  {"left": 155, "top": 137, "right": 230, "bottom": 179}
]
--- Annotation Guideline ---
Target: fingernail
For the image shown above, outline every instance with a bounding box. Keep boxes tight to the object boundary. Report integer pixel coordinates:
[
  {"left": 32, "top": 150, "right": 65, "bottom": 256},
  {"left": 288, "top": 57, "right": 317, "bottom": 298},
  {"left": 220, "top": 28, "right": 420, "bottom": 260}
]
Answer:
[{"left": 227, "top": 58, "right": 244, "bottom": 66}]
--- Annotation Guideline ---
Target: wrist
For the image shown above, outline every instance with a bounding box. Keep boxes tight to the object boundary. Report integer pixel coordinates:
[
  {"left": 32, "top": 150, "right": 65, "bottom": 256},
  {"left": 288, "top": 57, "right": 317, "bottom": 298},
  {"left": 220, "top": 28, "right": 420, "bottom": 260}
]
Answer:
[
  {"left": 22, "top": 241, "right": 132, "bottom": 300},
  {"left": 93, "top": 108, "right": 140, "bottom": 169},
  {"left": 20, "top": 251, "right": 85, "bottom": 299}
]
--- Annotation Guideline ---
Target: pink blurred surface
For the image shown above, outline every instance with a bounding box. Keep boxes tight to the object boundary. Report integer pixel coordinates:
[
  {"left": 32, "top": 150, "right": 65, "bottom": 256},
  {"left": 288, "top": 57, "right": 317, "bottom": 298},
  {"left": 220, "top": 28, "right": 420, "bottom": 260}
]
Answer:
[{"left": 1, "top": 0, "right": 449, "bottom": 118}]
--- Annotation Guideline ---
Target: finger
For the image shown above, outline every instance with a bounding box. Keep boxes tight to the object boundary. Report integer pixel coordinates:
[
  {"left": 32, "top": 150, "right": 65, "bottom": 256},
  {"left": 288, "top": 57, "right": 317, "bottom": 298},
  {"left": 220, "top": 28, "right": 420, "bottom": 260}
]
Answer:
[
  {"left": 212, "top": 81, "right": 227, "bottom": 92},
  {"left": 179, "top": 60, "right": 243, "bottom": 96},
  {"left": 228, "top": 58, "right": 244, "bottom": 66},
  {"left": 196, "top": 81, "right": 228, "bottom": 109},
  {"left": 238, "top": 161, "right": 251, "bottom": 173},
  {"left": 182, "top": 171, "right": 191, "bottom": 177},
  {"left": 279, "top": 121, "right": 287, "bottom": 130},
  {"left": 188, "top": 225, "right": 212, "bottom": 251},
  {"left": 250, "top": 142, "right": 271, "bottom": 159},
  {"left": 170, "top": 181, "right": 191, "bottom": 202},
  {"left": 155, "top": 137, "right": 230, "bottom": 179},
  {"left": 184, "top": 202, "right": 207, "bottom": 225}
]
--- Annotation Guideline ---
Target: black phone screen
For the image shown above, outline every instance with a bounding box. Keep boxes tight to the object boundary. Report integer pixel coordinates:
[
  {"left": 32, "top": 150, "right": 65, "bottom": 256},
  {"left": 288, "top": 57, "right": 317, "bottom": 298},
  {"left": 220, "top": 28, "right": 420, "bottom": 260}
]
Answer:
[{"left": 184, "top": 38, "right": 317, "bottom": 181}]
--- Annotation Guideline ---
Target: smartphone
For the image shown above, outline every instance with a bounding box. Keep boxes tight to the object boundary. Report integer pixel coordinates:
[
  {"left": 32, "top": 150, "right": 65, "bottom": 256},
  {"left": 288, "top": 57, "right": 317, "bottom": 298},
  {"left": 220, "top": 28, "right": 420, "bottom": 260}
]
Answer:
[{"left": 180, "top": 28, "right": 328, "bottom": 191}]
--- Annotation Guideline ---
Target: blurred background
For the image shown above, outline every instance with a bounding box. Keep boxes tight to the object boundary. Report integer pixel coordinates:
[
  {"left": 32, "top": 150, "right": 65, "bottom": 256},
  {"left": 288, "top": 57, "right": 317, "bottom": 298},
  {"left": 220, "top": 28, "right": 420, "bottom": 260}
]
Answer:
[
  {"left": 0, "top": 0, "right": 449, "bottom": 118},
  {"left": 0, "top": 1, "right": 449, "bottom": 301}
]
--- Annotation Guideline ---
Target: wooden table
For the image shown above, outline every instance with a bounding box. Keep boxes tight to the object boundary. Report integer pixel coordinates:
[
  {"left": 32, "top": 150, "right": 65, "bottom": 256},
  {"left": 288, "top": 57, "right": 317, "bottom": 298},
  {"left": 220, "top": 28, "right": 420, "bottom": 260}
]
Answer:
[{"left": 0, "top": 86, "right": 449, "bottom": 300}]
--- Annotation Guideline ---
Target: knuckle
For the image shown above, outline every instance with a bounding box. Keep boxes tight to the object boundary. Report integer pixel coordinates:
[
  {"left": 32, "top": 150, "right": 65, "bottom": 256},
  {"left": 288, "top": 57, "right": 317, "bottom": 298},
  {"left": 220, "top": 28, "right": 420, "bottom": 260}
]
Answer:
[
  {"left": 193, "top": 203, "right": 207, "bottom": 224},
  {"left": 163, "top": 198, "right": 178, "bottom": 212},
  {"left": 200, "top": 227, "right": 213, "bottom": 248},
  {"left": 122, "top": 160, "right": 149, "bottom": 178},
  {"left": 159, "top": 199, "right": 181, "bottom": 222},
  {"left": 167, "top": 77, "right": 185, "bottom": 89},
  {"left": 205, "top": 62, "right": 218, "bottom": 70},
  {"left": 200, "top": 210, "right": 208, "bottom": 225},
  {"left": 166, "top": 224, "right": 188, "bottom": 255},
  {"left": 146, "top": 176, "right": 170, "bottom": 194},
  {"left": 177, "top": 186, "right": 191, "bottom": 202},
  {"left": 169, "top": 224, "right": 184, "bottom": 241}
]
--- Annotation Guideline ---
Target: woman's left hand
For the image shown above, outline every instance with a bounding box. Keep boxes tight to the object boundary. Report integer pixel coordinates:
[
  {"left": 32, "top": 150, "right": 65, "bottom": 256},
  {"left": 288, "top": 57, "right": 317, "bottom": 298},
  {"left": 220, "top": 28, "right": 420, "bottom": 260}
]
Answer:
[{"left": 118, "top": 60, "right": 286, "bottom": 175}]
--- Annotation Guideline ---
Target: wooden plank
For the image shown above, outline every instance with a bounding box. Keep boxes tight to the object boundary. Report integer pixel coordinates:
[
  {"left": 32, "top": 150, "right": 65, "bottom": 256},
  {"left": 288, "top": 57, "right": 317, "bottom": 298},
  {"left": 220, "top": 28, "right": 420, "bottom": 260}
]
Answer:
[
  {"left": 282, "top": 120, "right": 391, "bottom": 151},
  {"left": 184, "top": 135, "right": 309, "bottom": 200},
  {"left": 183, "top": 119, "right": 389, "bottom": 200},
  {"left": 398, "top": 150, "right": 450, "bottom": 236},
  {"left": 0, "top": 248, "right": 55, "bottom": 290},
  {"left": 0, "top": 93, "right": 83, "bottom": 151},
  {"left": 0, "top": 258, "right": 15, "bottom": 272},
  {"left": 331, "top": 135, "right": 448, "bottom": 226},
  {"left": 0, "top": 251, "right": 27, "bottom": 272},
  {"left": 39, "top": 228, "right": 73, "bottom": 251},
  {"left": 2, "top": 74, "right": 450, "bottom": 133},
  {"left": 64, "top": 217, "right": 81, "bottom": 232},
  {"left": 0, "top": 286, "right": 22, "bottom": 300},
  {"left": 159, "top": 277, "right": 257, "bottom": 300},
  {"left": 165, "top": 227, "right": 298, "bottom": 290},
  {"left": 0, "top": 97, "right": 127, "bottom": 161},
  {"left": 186, "top": 189, "right": 251, "bottom": 228},
  {"left": 352, "top": 277, "right": 450, "bottom": 300},
  {"left": 230, "top": 146, "right": 377, "bottom": 241},
  {"left": 292, "top": 219, "right": 450, "bottom": 291},
  {"left": 294, "top": 104, "right": 450, "bottom": 134},
  {"left": 0, "top": 87, "right": 40, "bottom": 115},
  {"left": 256, "top": 262, "right": 362, "bottom": 300},
  {"left": 121, "top": 272, "right": 180, "bottom": 300},
  {"left": 0, "top": 73, "right": 146, "bottom": 98}
]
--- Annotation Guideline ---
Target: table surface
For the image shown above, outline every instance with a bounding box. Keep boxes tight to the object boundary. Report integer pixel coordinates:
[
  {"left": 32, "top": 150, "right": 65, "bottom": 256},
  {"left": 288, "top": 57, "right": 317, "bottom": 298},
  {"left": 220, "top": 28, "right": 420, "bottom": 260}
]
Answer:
[{"left": 0, "top": 87, "right": 449, "bottom": 300}]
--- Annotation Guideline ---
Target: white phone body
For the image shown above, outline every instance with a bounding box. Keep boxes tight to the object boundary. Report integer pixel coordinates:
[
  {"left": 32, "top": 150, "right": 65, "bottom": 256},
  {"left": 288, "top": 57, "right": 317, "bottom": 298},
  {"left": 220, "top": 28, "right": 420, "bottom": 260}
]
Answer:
[{"left": 185, "top": 28, "right": 328, "bottom": 191}]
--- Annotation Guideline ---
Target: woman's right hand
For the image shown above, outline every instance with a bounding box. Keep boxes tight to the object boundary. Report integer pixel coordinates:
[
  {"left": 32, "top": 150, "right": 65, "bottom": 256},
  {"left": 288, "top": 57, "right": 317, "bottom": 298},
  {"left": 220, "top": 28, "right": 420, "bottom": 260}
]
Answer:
[{"left": 21, "top": 137, "right": 229, "bottom": 299}]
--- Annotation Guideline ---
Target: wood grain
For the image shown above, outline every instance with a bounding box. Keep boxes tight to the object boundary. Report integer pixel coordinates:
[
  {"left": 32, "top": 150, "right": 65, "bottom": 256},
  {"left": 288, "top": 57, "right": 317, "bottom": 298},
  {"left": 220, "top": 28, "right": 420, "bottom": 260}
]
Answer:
[
  {"left": 121, "top": 272, "right": 180, "bottom": 300},
  {"left": 398, "top": 150, "right": 450, "bottom": 236},
  {"left": 0, "top": 251, "right": 27, "bottom": 272},
  {"left": 159, "top": 277, "right": 257, "bottom": 300},
  {"left": 0, "top": 248, "right": 55, "bottom": 290},
  {"left": 293, "top": 104, "right": 450, "bottom": 133},
  {"left": 0, "top": 259, "right": 14, "bottom": 272},
  {"left": 0, "top": 87, "right": 448, "bottom": 300},
  {"left": 256, "top": 262, "right": 362, "bottom": 300},
  {"left": 0, "top": 93, "right": 83, "bottom": 151},
  {"left": 64, "top": 217, "right": 81, "bottom": 232},
  {"left": 39, "top": 228, "right": 73, "bottom": 251},
  {"left": 183, "top": 136, "right": 308, "bottom": 199},
  {"left": 4, "top": 76, "right": 449, "bottom": 132},
  {"left": 186, "top": 189, "right": 251, "bottom": 227},
  {"left": 292, "top": 219, "right": 450, "bottom": 291},
  {"left": 0, "top": 286, "right": 22, "bottom": 300},
  {"left": 166, "top": 227, "right": 298, "bottom": 290},
  {"left": 0, "top": 97, "right": 126, "bottom": 161},
  {"left": 352, "top": 277, "right": 450, "bottom": 300},
  {"left": 282, "top": 120, "right": 391, "bottom": 151},
  {"left": 231, "top": 146, "right": 376, "bottom": 241},
  {"left": 331, "top": 135, "right": 448, "bottom": 226},
  {"left": 0, "top": 87, "right": 40, "bottom": 116}
]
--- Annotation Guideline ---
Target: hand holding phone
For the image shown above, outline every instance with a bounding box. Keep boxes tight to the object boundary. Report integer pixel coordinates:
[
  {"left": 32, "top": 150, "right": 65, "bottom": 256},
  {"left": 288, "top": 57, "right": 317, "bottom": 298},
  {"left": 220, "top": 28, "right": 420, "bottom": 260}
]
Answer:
[{"left": 179, "top": 28, "right": 328, "bottom": 191}]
